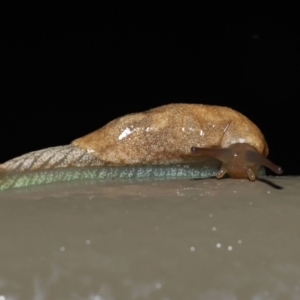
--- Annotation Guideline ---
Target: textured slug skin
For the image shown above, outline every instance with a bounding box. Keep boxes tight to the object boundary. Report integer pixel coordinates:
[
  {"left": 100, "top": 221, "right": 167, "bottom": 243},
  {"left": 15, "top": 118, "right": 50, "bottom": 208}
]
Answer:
[
  {"left": 1, "top": 103, "right": 277, "bottom": 183},
  {"left": 72, "top": 103, "right": 268, "bottom": 166}
]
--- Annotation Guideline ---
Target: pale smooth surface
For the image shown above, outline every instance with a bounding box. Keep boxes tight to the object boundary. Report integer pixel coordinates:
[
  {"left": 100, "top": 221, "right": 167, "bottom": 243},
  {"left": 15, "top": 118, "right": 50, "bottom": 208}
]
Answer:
[{"left": 0, "top": 176, "right": 299, "bottom": 299}]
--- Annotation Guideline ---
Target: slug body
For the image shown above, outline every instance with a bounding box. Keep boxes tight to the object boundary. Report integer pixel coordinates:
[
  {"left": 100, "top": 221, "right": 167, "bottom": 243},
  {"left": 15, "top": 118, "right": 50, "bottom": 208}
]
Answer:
[{"left": 0, "top": 104, "right": 282, "bottom": 190}]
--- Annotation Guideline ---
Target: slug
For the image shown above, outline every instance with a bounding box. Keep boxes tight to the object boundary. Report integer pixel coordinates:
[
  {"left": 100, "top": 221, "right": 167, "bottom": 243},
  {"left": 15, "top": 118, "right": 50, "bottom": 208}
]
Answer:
[{"left": 0, "top": 103, "right": 282, "bottom": 190}]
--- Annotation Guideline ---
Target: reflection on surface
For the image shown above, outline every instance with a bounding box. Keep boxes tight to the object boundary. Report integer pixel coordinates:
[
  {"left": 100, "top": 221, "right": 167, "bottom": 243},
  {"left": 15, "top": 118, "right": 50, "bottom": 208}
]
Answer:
[{"left": 0, "top": 176, "right": 299, "bottom": 299}]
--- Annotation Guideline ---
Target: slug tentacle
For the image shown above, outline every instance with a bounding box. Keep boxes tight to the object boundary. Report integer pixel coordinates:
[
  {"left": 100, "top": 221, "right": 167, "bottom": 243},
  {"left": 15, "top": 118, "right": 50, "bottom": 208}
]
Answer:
[
  {"left": 191, "top": 143, "right": 282, "bottom": 181},
  {"left": 245, "top": 149, "right": 283, "bottom": 175}
]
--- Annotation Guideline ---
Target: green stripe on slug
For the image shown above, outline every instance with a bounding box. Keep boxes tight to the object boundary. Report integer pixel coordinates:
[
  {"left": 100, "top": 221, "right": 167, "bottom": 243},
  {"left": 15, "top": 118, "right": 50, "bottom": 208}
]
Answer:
[{"left": 0, "top": 163, "right": 266, "bottom": 191}]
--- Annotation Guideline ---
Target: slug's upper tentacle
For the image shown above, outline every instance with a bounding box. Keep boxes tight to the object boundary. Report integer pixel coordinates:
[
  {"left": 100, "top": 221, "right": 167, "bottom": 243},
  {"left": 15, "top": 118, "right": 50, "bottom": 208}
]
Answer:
[
  {"left": 191, "top": 143, "right": 282, "bottom": 181},
  {"left": 245, "top": 149, "right": 283, "bottom": 175}
]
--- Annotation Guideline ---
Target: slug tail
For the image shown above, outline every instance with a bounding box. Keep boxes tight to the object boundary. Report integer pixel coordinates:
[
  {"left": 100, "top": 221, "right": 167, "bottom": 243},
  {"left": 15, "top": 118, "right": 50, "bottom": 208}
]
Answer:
[{"left": 0, "top": 145, "right": 105, "bottom": 172}]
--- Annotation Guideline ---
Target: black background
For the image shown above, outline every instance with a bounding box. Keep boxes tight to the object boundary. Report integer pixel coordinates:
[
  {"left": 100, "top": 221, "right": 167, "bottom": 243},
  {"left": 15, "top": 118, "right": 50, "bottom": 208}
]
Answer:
[{"left": 1, "top": 5, "right": 299, "bottom": 175}]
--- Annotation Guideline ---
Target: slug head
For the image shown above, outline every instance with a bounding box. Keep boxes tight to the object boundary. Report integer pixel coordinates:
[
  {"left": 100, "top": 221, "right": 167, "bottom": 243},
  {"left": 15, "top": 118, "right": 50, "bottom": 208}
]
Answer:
[{"left": 191, "top": 143, "right": 282, "bottom": 181}]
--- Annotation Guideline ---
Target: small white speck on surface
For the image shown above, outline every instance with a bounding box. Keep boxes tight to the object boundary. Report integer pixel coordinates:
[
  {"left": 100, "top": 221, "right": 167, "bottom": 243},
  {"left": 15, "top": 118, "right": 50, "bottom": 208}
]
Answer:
[
  {"left": 60, "top": 246, "right": 65, "bottom": 252},
  {"left": 267, "top": 191, "right": 271, "bottom": 194},
  {"left": 86, "top": 239, "right": 91, "bottom": 245},
  {"left": 249, "top": 202, "right": 252, "bottom": 205},
  {"left": 190, "top": 246, "right": 195, "bottom": 251},
  {"left": 233, "top": 190, "right": 237, "bottom": 193},
  {"left": 209, "top": 214, "right": 213, "bottom": 218},
  {"left": 216, "top": 243, "right": 221, "bottom": 248},
  {"left": 156, "top": 282, "right": 162, "bottom": 289},
  {"left": 212, "top": 227, "right": 217, "bottom": 231},
  {"left": 228, "top": 246, "right": 233, "bottom": 251},
  {"left": 238, "top": 239, "right": 242, "bottom": 244}
]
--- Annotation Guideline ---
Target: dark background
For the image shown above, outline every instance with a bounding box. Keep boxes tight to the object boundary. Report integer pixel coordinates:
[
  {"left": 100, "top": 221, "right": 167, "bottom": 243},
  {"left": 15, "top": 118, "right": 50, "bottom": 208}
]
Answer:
[{"left": 1, "top": 5, "right": 299, "bottom": 175}]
